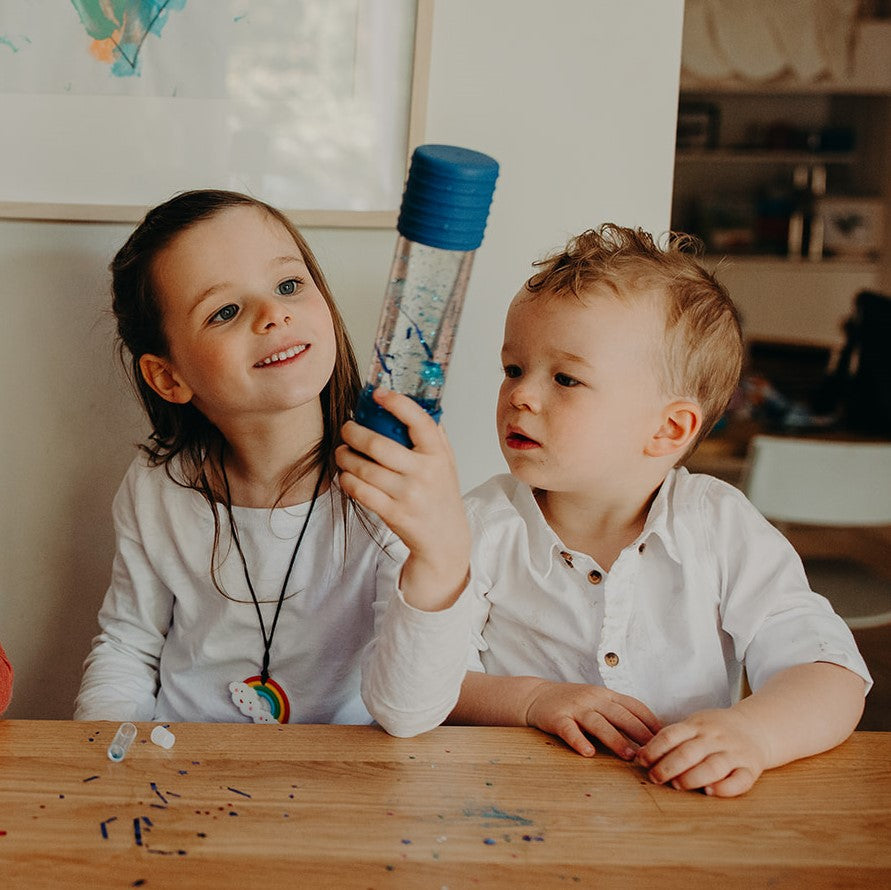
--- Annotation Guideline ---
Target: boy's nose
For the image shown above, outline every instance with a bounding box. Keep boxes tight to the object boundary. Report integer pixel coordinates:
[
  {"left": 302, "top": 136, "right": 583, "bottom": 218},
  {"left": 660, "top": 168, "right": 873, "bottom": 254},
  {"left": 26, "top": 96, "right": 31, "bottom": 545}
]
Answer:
[{"left": 508, "top": 380, "right": 540, "bottom": 411}]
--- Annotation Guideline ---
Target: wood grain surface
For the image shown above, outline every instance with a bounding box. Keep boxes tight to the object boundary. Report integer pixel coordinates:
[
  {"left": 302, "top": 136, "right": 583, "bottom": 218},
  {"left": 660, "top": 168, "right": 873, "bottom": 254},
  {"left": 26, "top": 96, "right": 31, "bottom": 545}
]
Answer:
[{"left": 0, "top": 722, "right": 888, "bottom": 888}]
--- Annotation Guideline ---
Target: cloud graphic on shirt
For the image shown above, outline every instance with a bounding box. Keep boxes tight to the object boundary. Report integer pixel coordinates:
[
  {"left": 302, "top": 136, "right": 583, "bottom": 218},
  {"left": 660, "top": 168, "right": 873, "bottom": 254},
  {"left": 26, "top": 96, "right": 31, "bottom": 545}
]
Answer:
[{"left": 228, "top": 681, "right": 277, "bottom": 724}]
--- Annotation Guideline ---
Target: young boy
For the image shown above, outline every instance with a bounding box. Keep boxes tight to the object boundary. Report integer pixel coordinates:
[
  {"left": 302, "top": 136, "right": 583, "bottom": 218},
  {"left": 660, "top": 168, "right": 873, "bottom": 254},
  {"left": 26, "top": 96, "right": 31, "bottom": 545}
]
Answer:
[{"left": 452, "top": 225, "right": 871, "bottom": 797}]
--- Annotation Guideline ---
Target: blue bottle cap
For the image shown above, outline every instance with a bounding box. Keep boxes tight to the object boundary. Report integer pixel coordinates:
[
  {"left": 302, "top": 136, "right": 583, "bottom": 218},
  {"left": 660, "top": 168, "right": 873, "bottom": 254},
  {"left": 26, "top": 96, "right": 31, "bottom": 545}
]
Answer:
[{"left": 397, "top": 144, "right": 499, "bottom": 251}]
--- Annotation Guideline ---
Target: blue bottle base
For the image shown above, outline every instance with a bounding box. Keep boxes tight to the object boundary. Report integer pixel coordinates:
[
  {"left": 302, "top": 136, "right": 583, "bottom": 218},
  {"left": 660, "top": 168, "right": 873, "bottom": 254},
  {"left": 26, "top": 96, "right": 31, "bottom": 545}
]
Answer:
[{"left": 354, "top": 385, "right": 442, "bottom": 448}]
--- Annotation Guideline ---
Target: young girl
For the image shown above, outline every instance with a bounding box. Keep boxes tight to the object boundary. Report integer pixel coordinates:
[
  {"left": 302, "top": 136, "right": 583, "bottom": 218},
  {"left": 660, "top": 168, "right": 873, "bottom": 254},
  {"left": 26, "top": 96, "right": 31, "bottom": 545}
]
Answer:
[{"left": 75, "top": 190, "right": 471, "bottom": 733}]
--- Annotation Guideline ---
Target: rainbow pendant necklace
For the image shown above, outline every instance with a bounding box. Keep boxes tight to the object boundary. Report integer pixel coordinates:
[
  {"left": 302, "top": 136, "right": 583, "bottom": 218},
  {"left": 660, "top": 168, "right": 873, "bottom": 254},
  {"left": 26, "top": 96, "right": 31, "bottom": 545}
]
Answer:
[{"left": 221, "top": 461, "right": 324, "bottom": 724}]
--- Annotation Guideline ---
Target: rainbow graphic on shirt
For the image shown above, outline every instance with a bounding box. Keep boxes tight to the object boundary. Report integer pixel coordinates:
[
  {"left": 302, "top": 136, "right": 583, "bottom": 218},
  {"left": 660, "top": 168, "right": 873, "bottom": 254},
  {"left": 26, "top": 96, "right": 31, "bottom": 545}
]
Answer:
[{"left": 228, "top": 676, "right": 291, "bottom": 724}]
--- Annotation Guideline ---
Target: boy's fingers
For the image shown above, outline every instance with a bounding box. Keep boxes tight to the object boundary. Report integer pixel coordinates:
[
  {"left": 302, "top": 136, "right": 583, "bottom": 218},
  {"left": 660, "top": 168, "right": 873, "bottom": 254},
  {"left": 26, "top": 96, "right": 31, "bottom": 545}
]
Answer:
[
  {"left": 704, "top": 767, "right": 755, "bottom": 798},
  {"left": 552, "top": 718, "right": 596, "bottom": 758},
  {"left": 646, "top": 737, "right": 715, "bottom": 785},
  {"left": 665, "top": 753, "right": 731, "bottom": 792},
  {"left": 577, "top": 714, "right": 636, "bottom": 761},
  {"left": 621, "top": 696, "right": 662, "bottom": 734},
  {"left": 596, "top": 700, "right": 657, "bottom": 746},
  {"left": 635, "top": 721, "right": 694, "bottom": 768}
]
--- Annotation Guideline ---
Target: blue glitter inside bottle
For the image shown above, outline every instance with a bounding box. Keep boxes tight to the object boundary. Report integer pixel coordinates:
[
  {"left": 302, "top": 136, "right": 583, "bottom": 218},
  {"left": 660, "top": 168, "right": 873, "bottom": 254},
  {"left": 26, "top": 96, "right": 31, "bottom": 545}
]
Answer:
[{"left": 354, "top": 144, "right": 499, "bottom": 447}]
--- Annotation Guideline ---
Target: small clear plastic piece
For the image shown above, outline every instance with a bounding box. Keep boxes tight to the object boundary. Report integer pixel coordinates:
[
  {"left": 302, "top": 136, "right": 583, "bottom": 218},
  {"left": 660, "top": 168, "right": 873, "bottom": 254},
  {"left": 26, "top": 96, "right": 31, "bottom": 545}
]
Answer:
[
  {"left": 107, "top": 722, "right": 137, "bottom": 761},
  {"left": 150, "top": 724, "right": 175, "bottom": 749}
]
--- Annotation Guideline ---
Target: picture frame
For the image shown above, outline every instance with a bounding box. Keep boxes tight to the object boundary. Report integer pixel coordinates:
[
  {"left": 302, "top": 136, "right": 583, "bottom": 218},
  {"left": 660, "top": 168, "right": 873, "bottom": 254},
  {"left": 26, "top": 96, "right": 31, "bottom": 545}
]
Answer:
[
  {"left": 676, "top": 101, "right": 720, "bottom": 151},
  {"left": 0, "top": 0, "right": 432, "bottom": 226},
  {"left": 818, "top": 196, "right": 885, "bottom": 260}
]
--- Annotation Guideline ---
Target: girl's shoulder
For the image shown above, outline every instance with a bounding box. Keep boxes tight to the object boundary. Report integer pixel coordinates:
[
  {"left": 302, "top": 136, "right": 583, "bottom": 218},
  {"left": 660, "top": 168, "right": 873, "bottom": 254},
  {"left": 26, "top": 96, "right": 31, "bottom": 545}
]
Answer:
[{"left": 115, "top": 452, "right": 207, "bottom": 518}]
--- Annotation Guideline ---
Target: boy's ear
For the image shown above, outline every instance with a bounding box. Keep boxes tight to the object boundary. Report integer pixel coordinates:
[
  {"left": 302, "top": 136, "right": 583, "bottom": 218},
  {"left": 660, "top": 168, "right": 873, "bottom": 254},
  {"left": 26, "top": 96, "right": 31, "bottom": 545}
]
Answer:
[
  {"left": 646, "top": 400, "right": 702, "bottom": 458},
  {"left": 138, "top": 354, "right": 193, "bottom": 405}
]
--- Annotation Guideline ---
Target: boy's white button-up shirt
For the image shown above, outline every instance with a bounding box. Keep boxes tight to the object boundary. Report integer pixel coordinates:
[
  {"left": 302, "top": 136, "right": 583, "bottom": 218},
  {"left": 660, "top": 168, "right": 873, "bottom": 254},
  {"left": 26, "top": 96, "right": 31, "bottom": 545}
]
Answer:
[{"left": 463, "top": 468, "right": 871, "bottom": 724}]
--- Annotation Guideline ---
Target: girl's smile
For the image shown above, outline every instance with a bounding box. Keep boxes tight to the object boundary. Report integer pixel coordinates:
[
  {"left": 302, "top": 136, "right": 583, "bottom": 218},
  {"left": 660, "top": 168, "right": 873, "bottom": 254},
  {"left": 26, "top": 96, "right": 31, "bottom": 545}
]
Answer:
[{"left": 254, "top": 342, "right": 309, "bottom": 367}]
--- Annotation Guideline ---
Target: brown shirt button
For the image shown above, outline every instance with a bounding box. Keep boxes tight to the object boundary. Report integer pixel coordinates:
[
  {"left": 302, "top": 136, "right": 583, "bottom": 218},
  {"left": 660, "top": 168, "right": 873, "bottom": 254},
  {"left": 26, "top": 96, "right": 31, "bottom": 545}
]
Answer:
[
  {"left": 587, "top": 569, "right": 602, "bottom": 585},
  {"left": 638, "top": 542, "right": 646, "bottom": 554},
  {"left": 560, "top": 550, "right": 574, "bottom": 568},
  {"left": 604, "top": 652, "right": 620, "bottom": 667}
]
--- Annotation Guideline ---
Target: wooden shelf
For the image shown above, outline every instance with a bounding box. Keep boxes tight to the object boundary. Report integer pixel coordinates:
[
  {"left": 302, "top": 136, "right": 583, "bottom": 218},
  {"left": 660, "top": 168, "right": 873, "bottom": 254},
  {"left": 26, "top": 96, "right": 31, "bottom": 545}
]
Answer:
[
  {"left": 701, "top": 255, "right": 880, "bottom": 272},
  {"left": 675, "top": 149, "right": 857, "bottom": 165},
  {"left": 680, "top": 79, "right": 891, "bottom": 97}
]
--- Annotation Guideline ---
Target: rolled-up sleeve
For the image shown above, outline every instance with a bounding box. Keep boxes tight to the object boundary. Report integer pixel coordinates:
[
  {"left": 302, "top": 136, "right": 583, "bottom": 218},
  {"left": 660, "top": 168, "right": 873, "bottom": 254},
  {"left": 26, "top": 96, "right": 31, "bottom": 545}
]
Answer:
[
  {"left": 713, "top": 486, "right": 872, "bottom": 694},
  {"left": 361, "top": 536, "right": 473, "bottom": 737}
]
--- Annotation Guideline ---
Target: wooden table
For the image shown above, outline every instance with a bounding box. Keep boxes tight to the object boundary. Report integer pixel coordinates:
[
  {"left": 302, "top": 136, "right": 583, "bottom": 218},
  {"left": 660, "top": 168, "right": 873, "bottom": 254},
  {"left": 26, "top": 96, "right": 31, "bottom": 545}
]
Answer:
[{"left": 0, "top": 722, "right": 888, "bottom": 888}]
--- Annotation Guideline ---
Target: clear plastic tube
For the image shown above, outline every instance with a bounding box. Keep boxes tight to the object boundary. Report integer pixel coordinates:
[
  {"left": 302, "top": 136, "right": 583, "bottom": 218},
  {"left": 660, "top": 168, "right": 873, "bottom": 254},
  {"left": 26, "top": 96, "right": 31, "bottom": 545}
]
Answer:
[
  {"left": 355, "top": 237, "right": 475, "bottom": 445},
  {"left": 354, "top": 144, "right": 498, "bottom": 447},
  {"left": 107, "top": 722, "right": 137, "bottom": 761}
]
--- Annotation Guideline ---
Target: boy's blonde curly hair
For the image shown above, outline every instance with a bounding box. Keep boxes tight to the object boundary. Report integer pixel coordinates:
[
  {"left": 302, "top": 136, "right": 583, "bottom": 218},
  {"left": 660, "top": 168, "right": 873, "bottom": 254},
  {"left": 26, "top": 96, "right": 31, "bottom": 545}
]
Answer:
[{"left": 526, "top": 224, "right": 743, "bottom": 453}]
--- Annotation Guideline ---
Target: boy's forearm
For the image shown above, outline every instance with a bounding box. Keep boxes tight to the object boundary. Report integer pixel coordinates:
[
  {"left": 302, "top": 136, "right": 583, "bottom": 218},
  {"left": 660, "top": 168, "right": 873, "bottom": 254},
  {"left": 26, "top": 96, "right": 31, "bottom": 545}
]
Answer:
[
  {"left": 733, "top": 662, "right": 866, "bottom": 769},
  {"left": 447, "top": 670, "right": 547, "bottom": 726}
]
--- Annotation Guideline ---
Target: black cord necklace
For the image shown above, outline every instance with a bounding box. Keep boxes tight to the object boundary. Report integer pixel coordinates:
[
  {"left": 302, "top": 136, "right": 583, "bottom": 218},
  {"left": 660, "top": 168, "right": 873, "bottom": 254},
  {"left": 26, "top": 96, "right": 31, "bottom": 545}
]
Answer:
[{"left": 221, "top": 458, "right": 325, "bottom": 723}]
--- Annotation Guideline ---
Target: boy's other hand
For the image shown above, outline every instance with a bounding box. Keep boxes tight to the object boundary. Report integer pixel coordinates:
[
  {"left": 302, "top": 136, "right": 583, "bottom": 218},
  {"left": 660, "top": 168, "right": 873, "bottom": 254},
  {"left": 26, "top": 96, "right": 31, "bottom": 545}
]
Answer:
[
  {"left": 634, "top": 707, "right": 769, "bottom": 797},
  {"left": 525, "top": 681, "right": 661, "bottom": 760}
]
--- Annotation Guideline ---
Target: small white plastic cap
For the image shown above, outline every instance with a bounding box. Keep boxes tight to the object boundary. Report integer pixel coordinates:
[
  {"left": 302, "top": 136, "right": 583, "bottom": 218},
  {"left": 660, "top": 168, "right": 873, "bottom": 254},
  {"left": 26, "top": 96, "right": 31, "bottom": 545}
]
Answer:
[{"left": 150, "top": 724, "right": 175, "bottom": 749}]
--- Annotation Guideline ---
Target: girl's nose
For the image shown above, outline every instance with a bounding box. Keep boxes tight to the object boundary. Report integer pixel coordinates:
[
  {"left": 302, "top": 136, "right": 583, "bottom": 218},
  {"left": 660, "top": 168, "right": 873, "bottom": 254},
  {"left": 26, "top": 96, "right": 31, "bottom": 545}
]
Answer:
[{"left": 254, "top": 299, "right": 291, "bottom": 332}]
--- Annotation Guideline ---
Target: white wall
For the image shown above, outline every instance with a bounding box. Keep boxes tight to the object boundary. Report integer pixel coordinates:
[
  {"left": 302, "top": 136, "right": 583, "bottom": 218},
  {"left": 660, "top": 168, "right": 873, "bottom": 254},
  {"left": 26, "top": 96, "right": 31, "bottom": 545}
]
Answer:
[{"left": 0, "top": 0, "right": 684, "bottom": 718}]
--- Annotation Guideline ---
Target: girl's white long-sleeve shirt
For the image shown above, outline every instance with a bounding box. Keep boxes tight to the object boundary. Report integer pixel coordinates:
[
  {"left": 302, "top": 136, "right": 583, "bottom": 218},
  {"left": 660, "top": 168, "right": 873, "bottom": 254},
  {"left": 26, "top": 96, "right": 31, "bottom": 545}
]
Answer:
[{"left": 74, "top": 455, "right": 470, "bottom": 735}]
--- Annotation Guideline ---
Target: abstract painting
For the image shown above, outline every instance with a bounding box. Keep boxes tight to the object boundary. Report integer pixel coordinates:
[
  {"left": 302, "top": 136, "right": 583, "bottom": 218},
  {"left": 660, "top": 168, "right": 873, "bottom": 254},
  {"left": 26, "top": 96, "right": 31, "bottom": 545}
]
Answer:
[
  {"left": 0, "top": 0, "right": 425, "bottom": 221},
  {"left": 69, "top": 0, "right": 188, "bottom": 78}
]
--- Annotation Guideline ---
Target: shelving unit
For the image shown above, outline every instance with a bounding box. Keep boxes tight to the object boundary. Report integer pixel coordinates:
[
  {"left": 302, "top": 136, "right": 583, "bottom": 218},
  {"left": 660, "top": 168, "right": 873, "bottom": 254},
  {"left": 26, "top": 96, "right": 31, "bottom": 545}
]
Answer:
[{"left": 672, "top": 81, "right": 891, "bottom": 348}]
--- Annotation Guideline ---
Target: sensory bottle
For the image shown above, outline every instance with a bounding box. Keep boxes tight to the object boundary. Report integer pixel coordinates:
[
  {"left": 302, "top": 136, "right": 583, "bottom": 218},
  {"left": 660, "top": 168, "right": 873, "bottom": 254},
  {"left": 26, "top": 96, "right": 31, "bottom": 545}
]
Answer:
[{"left": 354, "top": 144, "right": 499, "bottom": 446}]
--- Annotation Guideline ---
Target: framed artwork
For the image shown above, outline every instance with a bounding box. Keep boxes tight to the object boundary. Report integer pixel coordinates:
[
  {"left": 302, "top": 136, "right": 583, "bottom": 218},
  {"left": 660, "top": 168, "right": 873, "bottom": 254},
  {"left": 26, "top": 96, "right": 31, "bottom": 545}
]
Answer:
[
  {"left": 0, "top": 0, "right": 431, "bottom": 225},
  {"left": 818, "top": 196, "right": 885, "bottom": 260}
]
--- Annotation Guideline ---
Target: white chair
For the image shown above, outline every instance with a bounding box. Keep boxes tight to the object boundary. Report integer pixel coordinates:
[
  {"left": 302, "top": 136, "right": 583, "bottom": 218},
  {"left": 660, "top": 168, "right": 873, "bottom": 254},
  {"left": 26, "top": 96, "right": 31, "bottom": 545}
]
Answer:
[{"left": 744, "top": 434, "right": 891, "bottom": 629}]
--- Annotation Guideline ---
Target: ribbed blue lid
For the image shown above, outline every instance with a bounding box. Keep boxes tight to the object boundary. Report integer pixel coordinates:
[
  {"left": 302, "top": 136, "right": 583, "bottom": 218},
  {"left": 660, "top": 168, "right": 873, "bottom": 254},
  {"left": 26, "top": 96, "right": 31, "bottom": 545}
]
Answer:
[{"left": 397, "top": 144, "right": 499, "bottom": 251}]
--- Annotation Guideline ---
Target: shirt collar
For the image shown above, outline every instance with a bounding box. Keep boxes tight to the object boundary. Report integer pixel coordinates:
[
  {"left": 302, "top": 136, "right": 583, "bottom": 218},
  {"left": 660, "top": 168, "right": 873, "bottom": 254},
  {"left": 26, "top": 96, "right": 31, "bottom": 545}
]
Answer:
[
  {"left": 508, "top": 481, "right": 568, "bottom": 577},
  {"left": 509, "top": 468, "right": 685, "bottom": 572},
  {"left": 637, "top": 467, "right": 683, "bottom": 564}
]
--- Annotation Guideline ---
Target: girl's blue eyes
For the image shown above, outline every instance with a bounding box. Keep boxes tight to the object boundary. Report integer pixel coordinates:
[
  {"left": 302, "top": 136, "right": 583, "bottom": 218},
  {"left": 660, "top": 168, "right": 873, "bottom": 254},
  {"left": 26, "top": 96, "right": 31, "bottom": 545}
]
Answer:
[
  {"left": 212, "top": 304, "right": 239, "bottom": 323},
  {"left": 208, "top": 279, "right": 303, "bottom": 324}
]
